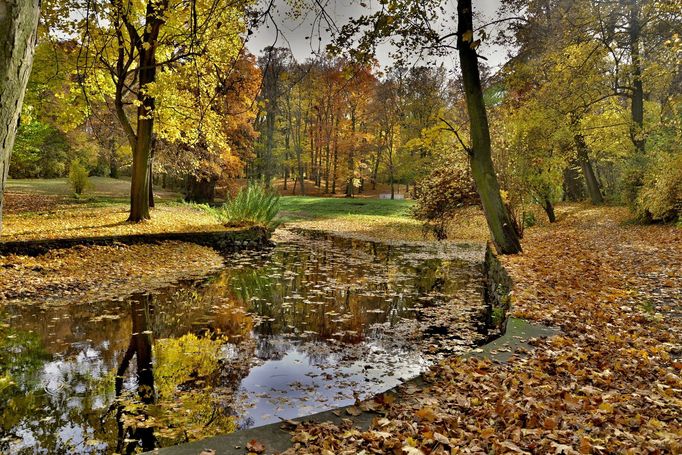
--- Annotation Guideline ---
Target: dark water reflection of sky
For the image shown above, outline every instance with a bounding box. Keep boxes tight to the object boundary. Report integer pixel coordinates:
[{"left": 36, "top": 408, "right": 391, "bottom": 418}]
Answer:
[{"left": 0, "top": 231, "right": 483, "bottom": 454}]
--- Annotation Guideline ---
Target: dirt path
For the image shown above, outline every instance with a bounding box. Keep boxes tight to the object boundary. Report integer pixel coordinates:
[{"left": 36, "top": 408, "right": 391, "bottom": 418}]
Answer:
[{"left": 282, "top": 205, "right": 682, "bottom": 454}]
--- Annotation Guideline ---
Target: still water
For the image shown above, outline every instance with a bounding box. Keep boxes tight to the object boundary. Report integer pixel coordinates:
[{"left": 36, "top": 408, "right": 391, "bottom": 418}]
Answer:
[{"left": 0, "top": 231, "right": 485, "bottom": 454}]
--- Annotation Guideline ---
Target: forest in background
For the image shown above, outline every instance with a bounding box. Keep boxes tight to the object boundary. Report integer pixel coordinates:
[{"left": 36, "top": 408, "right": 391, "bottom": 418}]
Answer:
[{"left": 3, "top": 0, "right": 682, "bottom": 238}]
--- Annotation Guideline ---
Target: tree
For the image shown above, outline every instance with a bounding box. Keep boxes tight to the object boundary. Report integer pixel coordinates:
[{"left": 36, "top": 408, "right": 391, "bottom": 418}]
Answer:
[
  {"left": 72, "top": 0, "right": 252, "bottom": 221},
  {"left": 456, "top": 0, "right": 522, "bottom": 253},
  {"left": 0, "top": 0, "right": 40, "bottom": 234}
]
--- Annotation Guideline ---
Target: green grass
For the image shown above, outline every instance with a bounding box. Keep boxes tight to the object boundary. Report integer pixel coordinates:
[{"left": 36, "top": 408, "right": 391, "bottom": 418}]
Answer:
[
  {"left": 278, "top": 196, "right": 414, "bottom": 221},
  {"left": 6, "top": 177, "right": 179, "bottom": 200}
]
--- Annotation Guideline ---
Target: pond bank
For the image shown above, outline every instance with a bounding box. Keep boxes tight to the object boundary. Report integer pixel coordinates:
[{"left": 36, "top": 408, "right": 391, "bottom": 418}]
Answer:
[
  {"left": 151, "top": 317, "right": 558, "bottom": 455},
  {"left": 0, "top": 225, "right": 270, "bottom": 256},
  {"left": 149, "top": 240, "right": 552, "bottom": 455},
  {"left": 274, "top": 205, "right": 682, "bottom": 454},
  {"left": 0, "top": 226, "right": 271, "bottom": 305}
]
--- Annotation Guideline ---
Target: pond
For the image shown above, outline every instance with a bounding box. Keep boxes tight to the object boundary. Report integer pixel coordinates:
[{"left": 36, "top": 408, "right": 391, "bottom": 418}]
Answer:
[{"left": 0, "top": 231, "right": 487, "bottom": 454}]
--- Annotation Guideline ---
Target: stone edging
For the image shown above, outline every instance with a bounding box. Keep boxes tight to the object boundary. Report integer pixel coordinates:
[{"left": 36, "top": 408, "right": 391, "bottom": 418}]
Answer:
[{"left": 0, "top": 226, "right": 272, "bottom": 256}]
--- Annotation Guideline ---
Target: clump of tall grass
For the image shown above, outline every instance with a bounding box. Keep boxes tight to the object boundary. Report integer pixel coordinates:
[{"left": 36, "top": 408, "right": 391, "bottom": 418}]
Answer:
[{"left": 212, "top": 182, "right": 281, "bottom": 230}]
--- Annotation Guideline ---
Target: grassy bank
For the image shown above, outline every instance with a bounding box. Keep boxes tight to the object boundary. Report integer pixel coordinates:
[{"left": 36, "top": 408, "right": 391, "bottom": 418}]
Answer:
[{"left": 279, "top": 196, "right": 490, "bottom": 243}]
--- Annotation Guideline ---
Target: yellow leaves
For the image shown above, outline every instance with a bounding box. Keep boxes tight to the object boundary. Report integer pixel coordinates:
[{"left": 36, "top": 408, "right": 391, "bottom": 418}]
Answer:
[
  {"left": 414, "top": 407, "right": 437, "bottom": 422},
  {"left": 0, "top": 240, "right": 225, "bottom": 305},
  {"left": 2, "top": 202, "right": 226, "bottom": 243}
]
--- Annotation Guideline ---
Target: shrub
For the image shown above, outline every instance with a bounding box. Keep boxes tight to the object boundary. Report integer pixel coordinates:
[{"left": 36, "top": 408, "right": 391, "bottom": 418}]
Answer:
[
  {"left": 412, "top": 160, "right": 479, "bottom": 240},
  {"left": 67, "top": 160, "right": 90, "bottom": 195},
  {"left": 212, "top": 182, "right": 281, "bottom": 229},
  {"left": 634, "top": 152, "right": 682, "bottom": 222}
]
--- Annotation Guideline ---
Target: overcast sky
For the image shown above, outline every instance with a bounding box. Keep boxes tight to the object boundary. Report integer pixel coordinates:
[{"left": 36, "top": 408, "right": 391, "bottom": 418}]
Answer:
[{"left": 245, "top": 0, "right": 511, "bottom": 75}]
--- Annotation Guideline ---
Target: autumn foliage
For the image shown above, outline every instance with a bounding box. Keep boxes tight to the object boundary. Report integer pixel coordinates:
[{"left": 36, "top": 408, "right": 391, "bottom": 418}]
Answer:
[{"left": 412, "top": 157, "right": 479, "bottom": 240}]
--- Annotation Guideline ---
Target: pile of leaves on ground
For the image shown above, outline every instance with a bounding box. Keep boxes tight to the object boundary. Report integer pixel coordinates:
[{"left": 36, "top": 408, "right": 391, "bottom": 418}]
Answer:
[
  {"left": 0, "top": 241, "right": 224, "bottom": 304},
  {"left": 2, "top": 191, "right": 63, "bottom": 213},
  {"left": 281, "top": 205, "right": 682, "bottom": 454}
]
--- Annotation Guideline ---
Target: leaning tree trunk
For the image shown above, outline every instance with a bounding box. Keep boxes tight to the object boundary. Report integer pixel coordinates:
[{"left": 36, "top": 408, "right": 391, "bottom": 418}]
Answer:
[
  {"left": 562, "top": 160, "right": 585, "bottom": 201},
  {"left": 457, "top": 0, "right": 522, "bottom": 254},
  {"left": 542, "top": 197, "right": 556, "bottom": 223},
  {"left": 574, "top": 134, "right": 604, "bottom": 204},
  {"left": 0, "top": 0, "right": 40, "bottom": 235}
]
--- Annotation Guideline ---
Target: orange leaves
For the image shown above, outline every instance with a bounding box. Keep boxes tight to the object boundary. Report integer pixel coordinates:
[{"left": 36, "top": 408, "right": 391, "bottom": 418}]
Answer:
[
  {"left": 282, "top": 205, "right": 682, "bottom": 454},
  {"left": 246, "top": 439, "right": 266, "bottom": 454},
  {"left": 414, "top": 407, "right": 437, "bottom": 422}
]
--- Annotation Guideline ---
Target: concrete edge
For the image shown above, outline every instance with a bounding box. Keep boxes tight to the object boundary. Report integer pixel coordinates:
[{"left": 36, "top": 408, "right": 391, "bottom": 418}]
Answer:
[{"left": 0, "top": 227, "right": 272, "bottom": 256}]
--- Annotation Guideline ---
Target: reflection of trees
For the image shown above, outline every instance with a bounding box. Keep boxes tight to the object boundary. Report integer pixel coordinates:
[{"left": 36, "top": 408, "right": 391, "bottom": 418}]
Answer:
[
  {"left": 114, "top": 294, "right": 156, "bottom": 454},
  {"left": 1, "top": 234, "right": 477, "bottom": 453},
  {"left": 110, "top": 291, "right": 262, "bottom": 451},
  {"left": 0, "top": 317, "right": 49, "bottom": 453}
]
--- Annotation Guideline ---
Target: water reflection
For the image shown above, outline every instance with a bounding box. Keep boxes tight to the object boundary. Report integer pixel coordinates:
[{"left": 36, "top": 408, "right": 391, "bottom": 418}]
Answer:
[
  {"left": 0, "top": 232, "right": 483, "bottom": 454},
  {"left": 113, "top": 295, "right": 155, "bottom": 454}
]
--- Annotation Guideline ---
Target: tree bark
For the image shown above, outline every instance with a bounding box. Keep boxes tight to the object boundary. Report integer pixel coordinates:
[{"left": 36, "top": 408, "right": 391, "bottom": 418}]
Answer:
[
  {"left": 148, "top": 138, "right": 155, "bottom": 208},
  {"left": 457, "top": 0, "right": 522, "bottom": 254},
  {"left": 185, "top": 175, "right": 217, "bottom": 203},
  {"left": 128, "top": 0, "right": 168, "bottom": 222},
  {"left": 345, "top": 107, "right": 356, "bottom": 197},
  {"left": 628, "top": 2, "right": 645, "bottom": 155},
  {"left": 562, "top": 160, "right": 585, "bottom": 201},
  {"left": 574, "top": 134, "right": 604, "bottom": 204},
  {"left": 542, "top": 198, "right": 556, "bottom": 223},
  {"left": 0, "top": 0, "right": 40, "bottom": 235}
]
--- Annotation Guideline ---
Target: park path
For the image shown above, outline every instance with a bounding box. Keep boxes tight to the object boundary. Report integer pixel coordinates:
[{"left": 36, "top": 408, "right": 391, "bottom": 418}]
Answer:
[{"left": 281, "top": 205, "right": 682, "bottom": 454}]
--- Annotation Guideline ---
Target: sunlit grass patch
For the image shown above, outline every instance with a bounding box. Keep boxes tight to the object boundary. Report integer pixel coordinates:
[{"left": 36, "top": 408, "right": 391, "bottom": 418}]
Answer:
[
  {"left": 279, "top": 196, "right": 414, "bottom": 220},
  {"left": 1, "top": 202, "right": 226, "bottom": 242}
]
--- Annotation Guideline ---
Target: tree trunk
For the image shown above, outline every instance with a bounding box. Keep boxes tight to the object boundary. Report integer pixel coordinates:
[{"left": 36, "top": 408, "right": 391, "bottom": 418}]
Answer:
[
  {"left": 574, "top": 134, "right": 604, "bottom": 204},
  {"left": 345, "top": 109, "right": 356, "bottom": 197},
  {"left": 371, "top": 144, "right": 381, "bottom": 190},
  {"left": 542, "top": 198, "right": 556, "bottom": 223},
  {"left": 0, "top": 0, "right": 40, "bottom": 235},
  {"left": 148, "top": 139, "right": 155, "bottom": 208},
  {"left": 457, "top": 0, "right": 522, "bottom": 254},
  {"left": 562, "top": 160, "right": 585, "bottom": 201},
  {"left": 185, "top": 175, "right": 217, "bottom": 203},
  {"left": 109, "top": 143, "right": 119, "bottom": 178},
  {"left": 628, "top": 2, "right": 645, "bottom": 155},
  {"left": 128, "top": 0, "right": 168, "bottom": 222}
]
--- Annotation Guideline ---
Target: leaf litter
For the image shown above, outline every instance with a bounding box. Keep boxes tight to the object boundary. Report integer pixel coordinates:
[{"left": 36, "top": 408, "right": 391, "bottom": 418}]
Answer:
[{"left": 281, "top": 206, "right": 682, "bottom": 454}]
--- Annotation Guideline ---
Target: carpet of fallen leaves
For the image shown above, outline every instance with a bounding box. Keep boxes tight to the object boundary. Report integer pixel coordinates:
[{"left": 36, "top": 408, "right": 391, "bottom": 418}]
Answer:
[
  {"left": 0, "top": 241, "right": 224, "bottom": 305},
  {"left": 2, "top": 191, "right": 63, "bottom": 213},
  {"left": 282, "top": 205, "right": 682, "bottom": 454},
  {"left": 1, "top": 203, "right": 227, "bottom": 242}
]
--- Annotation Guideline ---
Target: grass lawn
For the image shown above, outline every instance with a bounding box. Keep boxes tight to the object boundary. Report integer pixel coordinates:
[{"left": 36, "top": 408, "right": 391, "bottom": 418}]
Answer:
[
  {"left": 278, "top": 196, "right": 490, "bottom": 243},
  {"left": 279, "top": 196, "right": 414, "bottom": 220},
  {"left": 2, "top": 180, "right": 491, "bottom": 244},
  {"left": 6, "top": 176, "right": 179, "bottom": 201},
  {"left": 1, "top": 178, "right": 223, "bottom": 242}
]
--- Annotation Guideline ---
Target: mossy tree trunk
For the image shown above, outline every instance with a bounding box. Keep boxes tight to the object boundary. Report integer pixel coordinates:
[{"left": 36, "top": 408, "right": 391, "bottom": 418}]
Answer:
[
  {"left": 457, "top": 0, "right": 522, "bottom": 254},
  {"left": 0, "top": 0, "right": 40, "bottom": 235}
]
